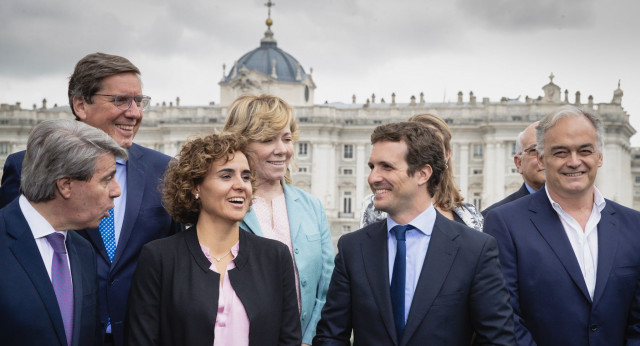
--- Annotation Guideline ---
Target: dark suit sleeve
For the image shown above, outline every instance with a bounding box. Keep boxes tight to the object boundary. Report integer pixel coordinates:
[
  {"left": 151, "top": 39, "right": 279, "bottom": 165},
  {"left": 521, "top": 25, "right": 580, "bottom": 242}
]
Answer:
[
  {"left": 484, "top": 212, "right": 537, "bottom": 346},
  {"left": 0, "top": 153, "right": 21, "bottom": 209},
  {"left": 125, "top": 245, "right": 161, "bottom": 346},
  {"left": 278, "top": 244, "right": 303, "bottom": 345},
  {"left": 627, "top": 275, "right": 640, "bottom": 345},
  {"left": 313, "top": 239, "right": 351, "bottom": 346},
  {"left": 468, "top": 235, "right": 516, "bottom": 346}
]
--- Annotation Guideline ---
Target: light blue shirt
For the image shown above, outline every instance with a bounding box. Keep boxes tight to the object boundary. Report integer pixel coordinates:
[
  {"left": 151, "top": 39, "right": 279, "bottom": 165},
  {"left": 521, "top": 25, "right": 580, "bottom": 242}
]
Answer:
[
  {"left": 113, "top": 158, "right": 127, "bottom": 247},
  {"left": 387, "top": 204, "right": 436, "bottom": 322},
  {"left": 524, "top": 182, "right": 537, "bottom": 195},
  {"left": 107, "top": 157, "right": 127, "bottom": 334}
]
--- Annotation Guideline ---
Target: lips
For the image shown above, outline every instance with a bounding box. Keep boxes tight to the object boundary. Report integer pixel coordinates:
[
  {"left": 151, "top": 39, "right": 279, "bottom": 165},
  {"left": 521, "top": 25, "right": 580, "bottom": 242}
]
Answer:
[
  {"left": 563, "top": 172, "right": 584, "bottom": 177},
  {"left": 227, "top": 197, "right": 245, "bottom": 205}
]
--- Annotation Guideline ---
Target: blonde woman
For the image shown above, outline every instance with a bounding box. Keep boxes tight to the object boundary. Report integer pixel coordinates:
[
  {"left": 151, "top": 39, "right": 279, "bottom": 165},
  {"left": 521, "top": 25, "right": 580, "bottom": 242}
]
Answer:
[{"left": 222, "top": 95, "right": 334, "bottom": 346}]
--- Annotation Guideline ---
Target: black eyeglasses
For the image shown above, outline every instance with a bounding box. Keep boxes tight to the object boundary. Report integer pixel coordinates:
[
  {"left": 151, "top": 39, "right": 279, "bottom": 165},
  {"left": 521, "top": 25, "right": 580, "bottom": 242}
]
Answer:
[{"left": 94, "top": 94, "right": 151, "bottom": 111}]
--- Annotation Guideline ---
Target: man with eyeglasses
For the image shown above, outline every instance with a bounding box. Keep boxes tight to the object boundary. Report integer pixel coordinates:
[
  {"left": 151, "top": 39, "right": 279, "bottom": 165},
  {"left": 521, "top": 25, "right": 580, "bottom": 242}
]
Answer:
[
  {"left": 482, "top": 121, "right": 545, "bottom": 216},
  {"left": 0, "top": 52, "right": 182, "bottom": 346}
]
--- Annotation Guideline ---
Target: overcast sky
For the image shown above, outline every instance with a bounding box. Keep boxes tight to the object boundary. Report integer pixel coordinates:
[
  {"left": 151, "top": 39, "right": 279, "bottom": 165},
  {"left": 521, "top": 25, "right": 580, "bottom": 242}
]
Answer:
[{"left": 1, "top": 0, "right": 639, "bottom": 144}]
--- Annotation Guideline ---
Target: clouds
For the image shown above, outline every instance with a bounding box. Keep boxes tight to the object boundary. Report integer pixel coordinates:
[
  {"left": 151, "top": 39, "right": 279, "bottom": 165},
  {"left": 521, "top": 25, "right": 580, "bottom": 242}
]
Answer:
[
  {"left": 455, "top": 0, "right": 596, "bottom": 32},
  {"left": 0, "top": 0, "right": 638, "bottom": 143}
]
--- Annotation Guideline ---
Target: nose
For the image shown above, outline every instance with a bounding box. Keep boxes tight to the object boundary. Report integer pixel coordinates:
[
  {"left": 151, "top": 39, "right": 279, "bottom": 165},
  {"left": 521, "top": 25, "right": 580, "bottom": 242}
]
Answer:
[
  {"left": 273, "top": 139, "right": 286, "bottom": 155},
  {"left": 111, "top": 179, "right": 122, "bottom": 198},
  {"left": 124, "top": 99, "right": 142, "bottom": 118},
  {"left": 368, "top": 167, "right": 381, "bottom": 186},
  {"left": 566, "top": 151, "right": 581, "bottom": 168}
]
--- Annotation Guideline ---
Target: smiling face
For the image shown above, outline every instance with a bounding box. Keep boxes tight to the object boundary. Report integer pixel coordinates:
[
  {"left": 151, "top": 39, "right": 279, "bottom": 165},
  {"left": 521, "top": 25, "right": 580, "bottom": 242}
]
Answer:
[
  {"left": 194, "top": 151, "right": 253, "bottom": 223},
  {"left": 246, "top": 125, "right": 294, "bottom": 185},
  {"left": 73, "top": 72, "right": 142, "bottom": 148},
  {"left": 69, "top": 153, "right": 121, "bottom": 229},
  {"left": 368, "top": 140, "right": 431, "bottom": 224},
  {"left": 538, "top": 115, "right": 602, "bottom": 203}
]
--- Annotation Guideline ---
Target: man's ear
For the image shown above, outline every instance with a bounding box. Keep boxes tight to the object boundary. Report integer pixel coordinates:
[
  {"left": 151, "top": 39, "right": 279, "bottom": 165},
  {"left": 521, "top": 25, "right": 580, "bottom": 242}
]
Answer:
[
  {"left": 514, "top": 154, "right": 523, "bottom": 174},
  {"left": 56, "top": 177, "right": 73, "bottom": 199},
  {"left": 416, "top": 164, "right": 433, "bottom": 187},
  {"left": 536, "top": 151, "right": 545, "bottom": 171},
  {"left": 73, "top": 96, "right": 88, "bottom": 121}
]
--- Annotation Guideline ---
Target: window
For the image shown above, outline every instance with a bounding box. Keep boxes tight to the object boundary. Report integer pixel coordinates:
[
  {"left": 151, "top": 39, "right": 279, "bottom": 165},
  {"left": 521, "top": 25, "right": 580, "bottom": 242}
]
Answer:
[
  {"left": 473, "top": 144, "right": 483, "bottom": 159},
  {"left": 636, "top": 176, "right": 640, "bottom": 185},
  {"left": 298, "top": 143, "right": 308, "bottom": 156},
  {"left": 511, "top": 167, "right": 519, "bottom": 174},
  {"left": 472, "top": 169, "right": 483, "bottom": 175},
  {"left": 472, "top": 192, "right": 482, "bottom": 211},
  {"left": 343, "top": 144, "right": 354, "bottom": 159},
  {"left": 342, "top": 225, "right": 351, "bottom": 234},
  {"left": 343, "top": 191, "right": 352, "bottom": 214},
  {"left": 298, "top": 167, "right": 308, "bottom": 173},
  {"left": 373, "top": 120, "right": 382, "bottom": 124},
  {"left": 342, "top": 168, "right": 353, "bottom": 175},
  {"left": 0, "top": 143, "right": 8, "bottom": 155},
  {"left": 510, "top": 142, "right": 517, "bottom": 156},
  {"left": 345, "top": 119, "right": 354, "bottom": 125}
]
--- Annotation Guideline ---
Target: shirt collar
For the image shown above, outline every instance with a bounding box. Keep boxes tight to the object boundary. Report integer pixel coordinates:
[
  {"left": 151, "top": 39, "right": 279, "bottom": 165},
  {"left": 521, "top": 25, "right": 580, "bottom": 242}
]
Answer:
[
  {"left": 545, "top": 185, "right": 606, "bottom": 213},
  {"left": 386, "top": 203, "right": 436, "bottom": 236},
  {"left": 524, "top": 182, "right": 537, "bottom": 194},
  {"left": 18, "top": 195, "right": 67, "bottom": 240}
]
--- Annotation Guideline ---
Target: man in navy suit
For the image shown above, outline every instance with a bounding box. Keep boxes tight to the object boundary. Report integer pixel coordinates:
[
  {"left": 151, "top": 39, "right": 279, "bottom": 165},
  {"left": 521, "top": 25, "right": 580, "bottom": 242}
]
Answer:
[
  {"left": 314, "top": 122, "right": 515, "bottom": 345},
  {"left": 0, "top": 119, "right": 127, "bottom": 345},
  {"left": 482, "top": 121, "right": 545, "bottom": 216},
  {"left": 0, "top": 53, "right": 181, "bottom": 346},
  {"left": 485, "top": 106, "right": 640, "bottom": 345}
]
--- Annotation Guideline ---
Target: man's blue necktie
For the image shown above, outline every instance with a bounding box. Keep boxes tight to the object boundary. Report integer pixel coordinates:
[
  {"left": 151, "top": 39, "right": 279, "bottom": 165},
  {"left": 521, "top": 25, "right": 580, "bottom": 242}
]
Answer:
[
  {"left": 99, "top": 208, "right": 116, "bottom": 262},
  {"left": 390, "top": 224, "right": 414, "bottom": 343}
]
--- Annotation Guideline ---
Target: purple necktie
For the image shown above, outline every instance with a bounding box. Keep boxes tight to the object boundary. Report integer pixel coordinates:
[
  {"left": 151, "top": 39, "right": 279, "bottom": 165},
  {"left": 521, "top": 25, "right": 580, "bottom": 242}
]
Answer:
[{"left": 45, "top": 232, "right": 74, "bottom": 346}]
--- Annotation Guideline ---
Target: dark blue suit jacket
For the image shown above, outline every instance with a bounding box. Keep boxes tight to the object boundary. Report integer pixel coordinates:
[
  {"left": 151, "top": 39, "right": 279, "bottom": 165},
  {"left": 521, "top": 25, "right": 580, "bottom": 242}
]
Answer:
[
  {"left": 484, "top": 188, "right": 640, "bottom": 345},
  {"left": 481, "top": 183, "right": 530, "bottom": 217},
  {"left": 0, "top": 199, "right": 100, "bottom": 346},
  {"left": 314, "top": 212, "right": 515, "bottom": 346},
  {"left": 0, "top": 143, "right": 181, "bottom": 346}
]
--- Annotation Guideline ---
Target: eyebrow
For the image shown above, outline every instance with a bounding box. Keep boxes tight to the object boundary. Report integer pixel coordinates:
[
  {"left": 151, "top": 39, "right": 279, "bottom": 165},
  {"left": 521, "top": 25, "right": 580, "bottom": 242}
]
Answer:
[
  {"left": 216, "top": 168, "right": 251, "bottom": 174},
  {"left": 549, "top": 143, "right": 595, "bottom": 151}
]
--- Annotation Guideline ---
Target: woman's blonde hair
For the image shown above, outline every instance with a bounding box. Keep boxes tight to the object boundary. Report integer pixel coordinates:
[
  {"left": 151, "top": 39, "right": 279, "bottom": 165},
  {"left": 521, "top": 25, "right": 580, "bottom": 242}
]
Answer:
[
  {"left": 222, "top": 94, "right": 299, "bottom": 184},
  {"left": 408, "top": 113, "right": 464, "bottom": 211}
]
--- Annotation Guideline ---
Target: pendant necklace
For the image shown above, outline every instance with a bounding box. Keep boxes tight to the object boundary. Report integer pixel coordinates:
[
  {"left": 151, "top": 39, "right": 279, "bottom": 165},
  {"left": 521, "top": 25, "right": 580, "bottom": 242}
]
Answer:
[{"left": 213, "top": 251, "right": 231, "bottom": 262}]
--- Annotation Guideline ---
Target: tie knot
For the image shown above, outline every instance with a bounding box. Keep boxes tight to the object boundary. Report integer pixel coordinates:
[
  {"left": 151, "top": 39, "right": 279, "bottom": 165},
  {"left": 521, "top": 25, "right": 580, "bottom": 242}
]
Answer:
[
  {"left": 45, "top": 232, "right": 67, "bottom": 254},
  {"left": 391, "top": 224, "right": 414, "bottom": 241}
]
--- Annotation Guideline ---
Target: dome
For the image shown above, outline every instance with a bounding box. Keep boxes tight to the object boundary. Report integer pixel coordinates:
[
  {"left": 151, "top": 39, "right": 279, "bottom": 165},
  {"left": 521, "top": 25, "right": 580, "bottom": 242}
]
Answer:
[{"left": 222, "top": 29, "right": 307, "bottom": 84}]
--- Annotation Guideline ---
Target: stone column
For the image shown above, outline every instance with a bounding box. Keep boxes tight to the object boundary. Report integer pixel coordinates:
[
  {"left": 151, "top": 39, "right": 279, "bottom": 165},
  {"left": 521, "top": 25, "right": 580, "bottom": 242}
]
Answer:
[
  {"left": 355, "top": 143, "right": 367, "bottom": 218},
  {"left": 483, "top": 142, "right": 496, "bottom": 205},
  {"left": 458, "top": 143, "right": 469, "bottom": 200},
  {"left": 312, "top": 142, "right": 336, "bottom": 211}
]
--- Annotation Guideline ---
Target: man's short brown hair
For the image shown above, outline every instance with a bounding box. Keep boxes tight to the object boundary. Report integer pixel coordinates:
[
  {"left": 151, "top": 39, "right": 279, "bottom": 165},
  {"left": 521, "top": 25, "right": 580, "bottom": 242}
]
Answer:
[
  {"left": 68, "top": 52, "right": 140, "bottom": 118},
  {"left": 371, "top": 122, "right": 445, "bottom": 197}
]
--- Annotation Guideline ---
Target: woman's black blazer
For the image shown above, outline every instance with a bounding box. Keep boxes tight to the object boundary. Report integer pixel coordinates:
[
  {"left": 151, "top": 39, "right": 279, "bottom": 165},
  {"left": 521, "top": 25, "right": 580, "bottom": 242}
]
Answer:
[{"left": 126, "top": 226, "right": 302, "bottom": 345}]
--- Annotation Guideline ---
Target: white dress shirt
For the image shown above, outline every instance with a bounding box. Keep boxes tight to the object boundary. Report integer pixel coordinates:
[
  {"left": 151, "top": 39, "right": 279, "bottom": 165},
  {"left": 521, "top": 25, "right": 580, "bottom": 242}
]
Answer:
[
  {"left": 18, "top": 195, "right": 72, "bottom": 282},
  {"left": 545, "top": 186, "right": 606, "bottom": 299}
]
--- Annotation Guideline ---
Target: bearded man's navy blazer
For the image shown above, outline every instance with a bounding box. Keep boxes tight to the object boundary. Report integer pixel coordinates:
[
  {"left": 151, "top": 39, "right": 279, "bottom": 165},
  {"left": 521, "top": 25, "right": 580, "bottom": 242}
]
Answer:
[
  {"left": 484, "top": 188, "right": 640, "bottom": 345},
  {"left": 0, "top": 200, "right": 100, "bottom": 345},
  {"left": 0, "top": 143, "right": 181, "bottom": 346}
]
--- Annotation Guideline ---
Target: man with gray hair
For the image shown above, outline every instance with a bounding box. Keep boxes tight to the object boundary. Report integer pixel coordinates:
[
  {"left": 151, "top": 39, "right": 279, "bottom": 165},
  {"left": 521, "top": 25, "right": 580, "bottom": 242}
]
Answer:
[
  {"left": 482, "top": 121, "right": 545, "bottom": 216},
  {"left": 0, "top": 119, "right": 127, "bottom": 345},
  {"left": 0, "top": 52, "right": 181, "bottom": 346},
  {"left": 485, "top": 106, "right": 640, "bottom": 345}
]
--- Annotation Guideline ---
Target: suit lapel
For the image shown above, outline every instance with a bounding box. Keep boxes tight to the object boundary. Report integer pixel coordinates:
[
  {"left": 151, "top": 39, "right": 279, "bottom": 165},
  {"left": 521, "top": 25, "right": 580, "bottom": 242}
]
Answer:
[
  {"left": 403, "top": 214, "right": 459, "bottom": 344},
  {"left": 113, "top": 144, "right": 146, "bottom": 270},
  {"left": 529, "top": 191, "right": 591, "bottom": 302},
  {"left": 6, "top": 204, "right": 68, "bottom": 346},
  {"left": 283, "top": 184, "right": 302, "bottom": 242},
  {"left": 361, "top": 221, "right": 397, "bottom": 343},
  {"left": 67, "top": 233, "right": 84, "bottom": 346},
  {"left": 593, "top": 203, "right": 617, "bottom": 307}
]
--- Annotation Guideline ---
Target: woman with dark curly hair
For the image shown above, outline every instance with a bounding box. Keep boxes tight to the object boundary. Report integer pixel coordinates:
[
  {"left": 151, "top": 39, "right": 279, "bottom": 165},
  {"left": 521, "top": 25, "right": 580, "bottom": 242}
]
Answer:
[{"left": 126, "top": 134, "right": 301, "bottom": 346}]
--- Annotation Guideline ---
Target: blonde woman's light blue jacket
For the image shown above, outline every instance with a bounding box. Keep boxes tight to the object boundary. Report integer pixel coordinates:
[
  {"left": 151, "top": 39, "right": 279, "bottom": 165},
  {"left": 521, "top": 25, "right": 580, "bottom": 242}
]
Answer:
[{"left": 240, "top": 184, "right": 335, "bottom": 344}]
